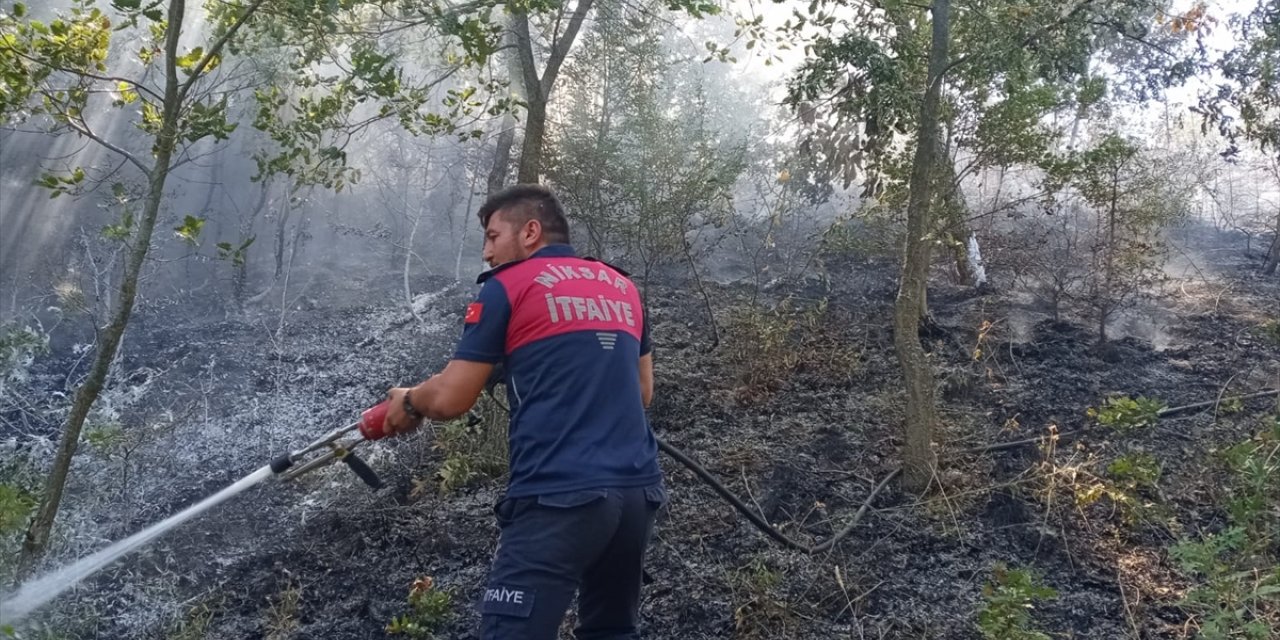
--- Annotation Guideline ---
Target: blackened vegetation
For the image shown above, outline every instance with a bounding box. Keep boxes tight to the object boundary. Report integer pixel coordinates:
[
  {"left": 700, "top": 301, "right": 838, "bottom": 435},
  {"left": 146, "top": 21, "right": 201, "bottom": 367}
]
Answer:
[{"left": 4, "top": 240, "right": 1278, "bottom": 639}]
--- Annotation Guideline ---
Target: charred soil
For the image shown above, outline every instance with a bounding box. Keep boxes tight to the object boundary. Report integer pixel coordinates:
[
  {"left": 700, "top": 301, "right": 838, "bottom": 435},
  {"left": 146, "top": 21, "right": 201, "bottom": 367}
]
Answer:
[{"left": 4, "top": 241, "right": 1278, "bottom": 639}]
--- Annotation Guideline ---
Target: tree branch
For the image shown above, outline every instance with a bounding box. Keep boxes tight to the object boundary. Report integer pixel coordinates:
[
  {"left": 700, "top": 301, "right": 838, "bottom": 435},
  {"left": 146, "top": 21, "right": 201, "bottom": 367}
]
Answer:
[
  {"left": 540, "top": 0, "right": 596, "bottom": 99},
  {"left": 277, "top": 0, "right": 499, "bottom": 38},
  {"left": 510, "top": 12, "right": 542, "bottom": 104},
  {"left": 0, "top": 45, "right": 166, "bottom": 104},
  {"left": 548, "top": 1, "right": 567, "bottom": 58},
  {"left": 1085, "top": 18, "right": 1177, "bottom": 58},
  {"left": 941, "top": 0, "right": 1097, "bottom": 80},
  {"left": 66, "top": 116, "right": 151, "bottom": 178},
  {"left": 177, "top": 0, "right": 270, "bottom": 105}
]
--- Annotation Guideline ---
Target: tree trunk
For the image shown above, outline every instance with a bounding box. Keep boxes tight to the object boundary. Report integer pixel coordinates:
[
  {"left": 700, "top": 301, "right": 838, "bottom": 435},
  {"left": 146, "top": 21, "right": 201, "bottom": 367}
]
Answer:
[
  {"left": 681, "top": 237, "right": 719, "bottom": 351},
  {"left": 274, "top": 196, "right": 294, "bottom": 277},
  {"left": 966, "top": 234, "right": 988, "bottom": 287},
  {"left": 893, "top": 0, "right": 949, "bottom": 493},
  {"left": 234, "top": 179, "right": 271, "bottom": 306},
  {"left": 1264, "top": 209, "right": 1279, "bottom": 275},
  {"left": 404, "top": 153, "right": 433, "bottom": 318},
  {"left": 951, "top": 237, "right": 973, "bottom": 285},
  {"left": 1099, "top": 167, "right": 1119, "bottom": 344},
  {"left": 18, "top": 0, "right": 188, "bottom": 574},
  {"left": 487, "top": 116, "right": 516, "bottom": 196},
  {"left": 517, "top": 95, "right": 548, "bottom": 183},
  {"left": 583, "top": 35, "right": 612, "bottom": 258},
  {"left": 934, "top": 133, "right": 975, "bottom": 286},
  {"left": 512, "top": 0, "right": 595, "bottom": 184},
  {"left": 459, "top": 152, "right": 482, "bottom": 280},
  {"left": 486, "top": 14, "right": 527, "bottom": 195}
]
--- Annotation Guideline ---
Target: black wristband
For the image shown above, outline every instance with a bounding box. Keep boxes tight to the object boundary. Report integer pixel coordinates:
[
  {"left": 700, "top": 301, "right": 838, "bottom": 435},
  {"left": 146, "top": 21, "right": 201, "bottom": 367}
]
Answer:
[{"left": 403, "top": 389, "right": 425, "bottom": 421}]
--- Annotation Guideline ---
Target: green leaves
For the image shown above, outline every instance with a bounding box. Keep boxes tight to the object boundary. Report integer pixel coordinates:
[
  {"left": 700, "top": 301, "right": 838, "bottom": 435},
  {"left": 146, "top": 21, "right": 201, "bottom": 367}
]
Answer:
[
  {"left": 971, "top": 82, "right": 1061, "bottom": 168},
  {"left": 35, "top": 167, "right": 86, "bottom": 198},
  {"left": 184, "top": 98, "right": 237, "bottom": 142},
  {"left": 703, "top": 40, "right": 734, "bottom": 63},
  {"left": 175, "top": 46, "right": 219, "bottom": 73},
  {"left": 1170, "top": 424, "right": 1280, "bottom": 640},
  {"left": 349, "top": 42, "right": 398, "bottom": 98},
  {"left": 1088, "top": 395, "right": 1166, "bottom": 432},
  {"left": 441, "top": 85, "right": 479, "bottom": 111},
  {"left": 102, "top": 183, "right": 134, "bottom": 241},
  {"left": 216, "top": 237, "right": 255, "bottom": 267},
  {"left": 1202, "top": 1, "right": 1280, "bottom": 156},
  {"left": 0, "top": 0, "right": 111, "bottom": 120},
  {"left": 664, "top": 0, "right": 720, "bottom": 19},
  {"left": 437, "top": 14, "right": 502, "bottom": 66},
  {"left": 83, "top": 424, "right": 126, "bottom": 453},
  {"left": 112, "top": 79, "right": 138, "bottom": 106},
  {"left": 101, "top": 209, "right": 134, "bottom": 241},
  {"left": 176, "top": 47, "right": 201, "bottom": 69},
  {"left": 0, "top": 483, "right": 35, "bottom": 535},
  {"left": 976, "top": 564, "right": 1056, "bottom": 640},
  {"left": 546, "top": 3, "right": 747, "bottom": 268},
  {"left": 251, "top": 84, "right": 361, "bottom": 190},
  {"left": 250, "top": 49, "right": 507, "bottom": 189},
  {"left": 173, "top": 215, "right": 205, "bottom": 246},
  {"left": 138, "top": 100, "right": 162, "bottom": 135},
  {"left": 788, "top": 0, "right": 1205, "bottom": 203},
  {"left": 1075, "top": 75, "right": 1108, "bottom": 110},
  {"left": 1106, "top": 452, "right": 1161, "bottom": 491},
  {"left": 385, "top": 577, "right": 453, "bottom": 636},
  {"left": 111, "top": 0, "right": 166, "bottom": 31}
]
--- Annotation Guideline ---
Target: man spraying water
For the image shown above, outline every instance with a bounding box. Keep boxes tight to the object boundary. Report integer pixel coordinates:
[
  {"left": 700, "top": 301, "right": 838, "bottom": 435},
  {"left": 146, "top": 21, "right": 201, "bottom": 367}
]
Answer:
[
  {"left": 379, "top": 184, "right": 666, "bottom": 639},
  {"left": 2, "top": 185, "right": 664, "bottom": 639}
]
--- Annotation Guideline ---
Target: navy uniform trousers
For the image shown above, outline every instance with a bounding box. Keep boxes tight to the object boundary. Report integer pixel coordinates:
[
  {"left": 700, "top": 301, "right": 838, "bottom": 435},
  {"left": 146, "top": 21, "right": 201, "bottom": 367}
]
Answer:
[{"left": 478, "top": 484, "right": 666, "bottom": 640}]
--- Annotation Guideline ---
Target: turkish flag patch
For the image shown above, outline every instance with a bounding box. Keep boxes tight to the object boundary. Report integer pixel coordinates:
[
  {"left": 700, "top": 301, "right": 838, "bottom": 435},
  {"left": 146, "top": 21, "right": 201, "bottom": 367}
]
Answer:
[{"left": 464, "top": 302, "right": 483, "bottom": 324}]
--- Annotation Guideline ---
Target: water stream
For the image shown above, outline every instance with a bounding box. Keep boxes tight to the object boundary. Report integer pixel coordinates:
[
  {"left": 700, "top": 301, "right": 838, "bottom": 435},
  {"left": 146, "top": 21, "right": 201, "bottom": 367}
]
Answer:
[{"left": 0, "top": 465, "right": 275, "bottom": 625}]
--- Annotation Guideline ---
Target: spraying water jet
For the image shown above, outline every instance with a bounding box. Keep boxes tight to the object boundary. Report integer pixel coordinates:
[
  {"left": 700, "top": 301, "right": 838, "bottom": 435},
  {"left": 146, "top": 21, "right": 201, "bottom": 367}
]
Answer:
[{"left": 0, "top": 401, "right": 394, "bottom": 626}]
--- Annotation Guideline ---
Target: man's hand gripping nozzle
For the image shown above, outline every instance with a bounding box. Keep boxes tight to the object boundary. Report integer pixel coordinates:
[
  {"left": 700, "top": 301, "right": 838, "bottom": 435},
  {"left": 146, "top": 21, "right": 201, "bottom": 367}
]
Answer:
[{"left": 268, "top": 401, "right": 395, "bottom": 490}]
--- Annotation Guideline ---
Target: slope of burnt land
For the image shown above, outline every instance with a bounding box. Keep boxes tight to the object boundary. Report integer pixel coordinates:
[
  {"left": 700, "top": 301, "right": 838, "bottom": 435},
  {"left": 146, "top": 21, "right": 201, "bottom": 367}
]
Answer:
[
  {"left": 637, "top": 247, "right": 1278, "bottom": 639},
  {"left": 5, "top": 246, "right": 1277, "bottom": 639}
]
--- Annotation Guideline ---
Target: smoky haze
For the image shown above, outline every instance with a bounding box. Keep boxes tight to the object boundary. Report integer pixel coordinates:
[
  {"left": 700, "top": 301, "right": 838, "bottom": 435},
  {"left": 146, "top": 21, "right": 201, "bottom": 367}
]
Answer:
[
  {"left": 0, "top": 0, "right": 855, "bottom": 323},
  {"left": 2, "top": 0, "right": 851, "bottom": 329},
  {"left": 0, "top": 1, "right": 502, "bottom": 327},
  {"left": 1, "top": 1, "right": 1279, "bottom": 638}
]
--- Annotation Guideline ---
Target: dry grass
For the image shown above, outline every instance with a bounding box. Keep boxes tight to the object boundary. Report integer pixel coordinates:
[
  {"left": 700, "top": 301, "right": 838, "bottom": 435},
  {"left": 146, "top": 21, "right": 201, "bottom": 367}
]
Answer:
[{"left": 264, "top": 581, "right": 302, "bottom": 640}]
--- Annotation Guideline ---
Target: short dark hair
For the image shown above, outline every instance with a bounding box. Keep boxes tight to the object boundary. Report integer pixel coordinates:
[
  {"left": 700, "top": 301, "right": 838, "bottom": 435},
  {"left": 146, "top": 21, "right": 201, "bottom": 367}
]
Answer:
[{"left": 478, "top": 184, "right": 570, "bottom": 244}]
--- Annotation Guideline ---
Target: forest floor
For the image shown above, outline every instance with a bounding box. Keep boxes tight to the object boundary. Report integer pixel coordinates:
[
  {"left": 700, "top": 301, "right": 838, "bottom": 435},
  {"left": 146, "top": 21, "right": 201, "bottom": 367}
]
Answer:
[{"left": 3, "top": 223, "right": 1278, "bottom": 639}]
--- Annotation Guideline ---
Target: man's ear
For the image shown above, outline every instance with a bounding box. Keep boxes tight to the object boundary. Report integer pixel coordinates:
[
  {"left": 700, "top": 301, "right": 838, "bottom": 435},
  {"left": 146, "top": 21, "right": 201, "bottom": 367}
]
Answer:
[{"left": 522, "top": 218, "right": 543, "bottom": 247}]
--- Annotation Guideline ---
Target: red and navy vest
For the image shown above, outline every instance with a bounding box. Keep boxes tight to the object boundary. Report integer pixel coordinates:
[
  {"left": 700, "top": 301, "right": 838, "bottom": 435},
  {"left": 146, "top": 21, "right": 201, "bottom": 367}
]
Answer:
[{"left": 452, "top": 244, "right": 660, "bottom": 497}]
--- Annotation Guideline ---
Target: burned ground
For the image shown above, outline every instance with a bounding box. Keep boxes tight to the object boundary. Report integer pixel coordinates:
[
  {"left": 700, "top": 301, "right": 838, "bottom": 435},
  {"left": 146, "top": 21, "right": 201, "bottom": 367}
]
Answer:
[{"left": 3, "top": 230, "right": 1278, "bottom": 639}]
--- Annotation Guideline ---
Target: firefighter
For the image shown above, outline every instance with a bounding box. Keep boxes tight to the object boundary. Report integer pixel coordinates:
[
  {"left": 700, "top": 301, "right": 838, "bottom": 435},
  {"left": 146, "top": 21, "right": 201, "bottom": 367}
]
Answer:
[{"left": 383, "top": 184, "right": 666, "bottom": 640}]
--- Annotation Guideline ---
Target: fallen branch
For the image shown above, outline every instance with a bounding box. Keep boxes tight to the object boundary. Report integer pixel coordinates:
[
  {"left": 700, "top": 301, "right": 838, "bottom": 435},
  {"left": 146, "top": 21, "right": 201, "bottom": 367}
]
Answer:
[
  {"left": 809, "top": 468, "right": 900, "bottom": 554},
  {"left": 1211, "top": 374, "right": 1238, "bottom": 420}
]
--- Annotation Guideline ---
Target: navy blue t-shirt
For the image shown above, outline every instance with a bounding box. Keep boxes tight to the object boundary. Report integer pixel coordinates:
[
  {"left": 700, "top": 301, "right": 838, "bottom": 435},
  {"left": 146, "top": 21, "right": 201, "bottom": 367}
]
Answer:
[{"left": 452, "top": 244, "right": 661, "bottom": 497}]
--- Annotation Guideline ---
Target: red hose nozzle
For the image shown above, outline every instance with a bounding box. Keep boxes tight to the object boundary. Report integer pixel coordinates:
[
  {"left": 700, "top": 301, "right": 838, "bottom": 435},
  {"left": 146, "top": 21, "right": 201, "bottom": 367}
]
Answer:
[{"left": 358, "top": 400, "right": 391, "bottom": 440}]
